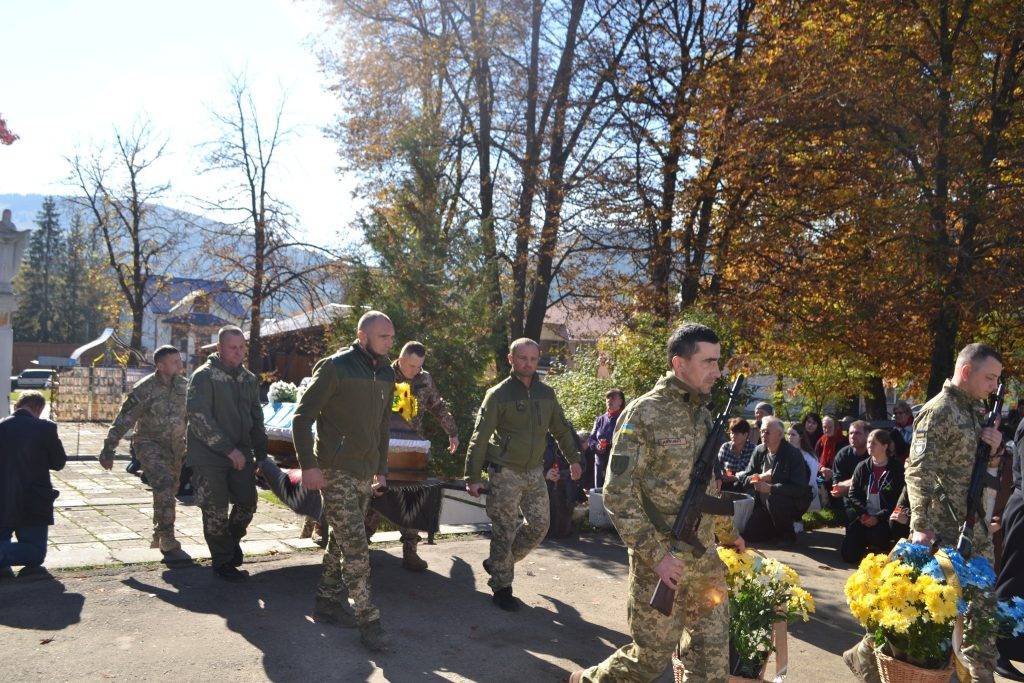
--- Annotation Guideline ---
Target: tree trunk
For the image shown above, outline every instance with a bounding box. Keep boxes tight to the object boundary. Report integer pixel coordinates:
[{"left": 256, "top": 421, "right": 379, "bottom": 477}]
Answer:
[
  {"left": 468, "top": 0, "right": 508, "bottom": 374},
  {"left": 864, "top": 375, "right": 888, "bottom": 420},
  {"left": 510, "top": 0, "right": 543, "bottom": 340}
]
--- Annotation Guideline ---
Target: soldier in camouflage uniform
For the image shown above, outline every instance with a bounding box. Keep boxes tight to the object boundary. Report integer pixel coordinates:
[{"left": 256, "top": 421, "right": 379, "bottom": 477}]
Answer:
[
  {"left": 186, "top": 326, "right": 267, "bottom": 582},
  {"left": 465, "top": 338, "right": 582, "bottom": 612},
  {"left": 292, "top": 311, "right": 396, "bottom": 652},
  {"left": 844, "top": 343, "right": 1004, "bottom": 683},
  {"left": 364, "top": 341, "right": 459, "bottom": 572},
  {"left": 100, "top": 345, "right": 188, "bottom": 561},
  {"left": 569, "top": 323, "right": 744, "bottom": 683}
]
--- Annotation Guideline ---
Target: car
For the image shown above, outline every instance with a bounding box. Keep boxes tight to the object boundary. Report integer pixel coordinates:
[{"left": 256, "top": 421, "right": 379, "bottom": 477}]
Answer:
[{"left": 10, "top": 368, "right": 55, "bottom": 390}]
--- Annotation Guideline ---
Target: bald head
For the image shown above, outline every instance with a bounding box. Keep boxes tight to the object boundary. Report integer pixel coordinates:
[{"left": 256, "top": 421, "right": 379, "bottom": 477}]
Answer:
[{"left": 356, "top": 310, "right": 395, "bottom": 357}]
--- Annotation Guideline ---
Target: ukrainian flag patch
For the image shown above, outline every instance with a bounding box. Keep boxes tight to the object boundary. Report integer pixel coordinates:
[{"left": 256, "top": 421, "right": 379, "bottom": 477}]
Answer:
[{"left": 619, "top": 423, "right": 635, "bottom": 436}]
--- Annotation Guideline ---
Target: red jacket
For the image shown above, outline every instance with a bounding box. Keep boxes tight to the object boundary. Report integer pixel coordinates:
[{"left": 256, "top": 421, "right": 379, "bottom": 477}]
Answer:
[{"left": 815, "top": 433, "right": 845, "bottom": 470}]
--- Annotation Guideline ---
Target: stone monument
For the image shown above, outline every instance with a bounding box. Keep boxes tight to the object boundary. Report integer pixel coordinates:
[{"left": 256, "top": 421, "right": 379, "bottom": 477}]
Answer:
[{"left": 0, "top": 208, "right": 30, "bottom": 417}]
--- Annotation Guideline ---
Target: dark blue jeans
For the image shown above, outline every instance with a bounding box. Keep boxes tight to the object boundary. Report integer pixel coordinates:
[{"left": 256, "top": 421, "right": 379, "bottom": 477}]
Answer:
[{"left": 0, "top": 526, "right": 49, "bottom": 568}]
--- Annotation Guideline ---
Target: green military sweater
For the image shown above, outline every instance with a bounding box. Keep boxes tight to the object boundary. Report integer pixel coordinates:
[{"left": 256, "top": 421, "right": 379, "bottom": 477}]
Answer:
[
  {"left": 464, "top": 372, "right": 581, "bottom": 483},
  {"left": 292, "top": 342, "right": 396, "bottom": 479},
  {"left": 186, "top": 353, "right": 267, "bottom": 467}
]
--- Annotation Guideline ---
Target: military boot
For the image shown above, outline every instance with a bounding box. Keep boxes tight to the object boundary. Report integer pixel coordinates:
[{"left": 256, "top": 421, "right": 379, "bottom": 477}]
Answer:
[
  {"left": 492, "top": 586, "right": 520, "bottom": 612},
  {"left": 842, "top": 635, "right": 881, "bottom": 683},
  {"left": 402, "top": 541, "right": 428, "bottom": 572},
  {"left": 313, "top": 597, "right": 356, "bottom": 628},
  {"left": 358, "top": 619, "right": 391, "bottom": 652}
]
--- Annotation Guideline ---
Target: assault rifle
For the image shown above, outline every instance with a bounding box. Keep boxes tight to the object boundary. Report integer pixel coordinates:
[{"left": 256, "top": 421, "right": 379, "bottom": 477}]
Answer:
[
  {"left": 952, "top": 379, "right": 1006, "bottom": 559},
  {"left": 650, "top": 375, "right": 746, "bottom": 616}
]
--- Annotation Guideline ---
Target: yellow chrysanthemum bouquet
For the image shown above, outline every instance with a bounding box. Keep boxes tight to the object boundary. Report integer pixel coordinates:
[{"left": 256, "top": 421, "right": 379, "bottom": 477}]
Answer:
[
  {"left": 845, "top": 540, "right": 984, "bottom": 670},
  {"left": 391, "top": 382, "right": 419, "bottom": 422},
  {"left": 717, "top": 547, "right": 814, "bottom": 679}
]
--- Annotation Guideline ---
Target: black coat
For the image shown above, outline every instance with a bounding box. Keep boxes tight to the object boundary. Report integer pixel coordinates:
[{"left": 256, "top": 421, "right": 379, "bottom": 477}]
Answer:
[
  {"left": 737, "top": 441, "right": 811, "bottom": 500},
  {"left": 0, "top": 408, "right": 67, "bottom": 527},
  {"left": 846, "top": 457, "right": 905, "bottom": 521}
]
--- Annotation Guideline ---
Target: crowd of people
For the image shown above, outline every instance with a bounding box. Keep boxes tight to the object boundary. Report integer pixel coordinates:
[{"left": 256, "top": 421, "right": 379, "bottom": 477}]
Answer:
[{"left": 2, "top": 316, "right": 1023, "bottom": 681}]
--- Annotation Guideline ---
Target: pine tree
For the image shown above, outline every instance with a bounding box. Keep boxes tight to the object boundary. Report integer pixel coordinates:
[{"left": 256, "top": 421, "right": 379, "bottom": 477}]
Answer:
[
  {"left": 13, "top": 197, "right": 65, "bottom": 342},
  {"left": 59, "top": 212, "right": 117, "bottom": 342}
]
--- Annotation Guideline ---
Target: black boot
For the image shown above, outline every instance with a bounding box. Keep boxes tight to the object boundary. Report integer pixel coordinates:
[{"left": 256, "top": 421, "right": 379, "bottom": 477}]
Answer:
[
  {"left": 214, "top": 565, "right": 249, "bottom": 582},
  {"left": 492, "top": 586, "right": 519, "bottom": 612}
]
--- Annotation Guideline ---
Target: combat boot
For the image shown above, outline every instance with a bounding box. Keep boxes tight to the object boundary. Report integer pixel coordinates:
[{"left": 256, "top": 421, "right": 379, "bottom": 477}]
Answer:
[
  {"left": 402, "top": 542, "right": 428, "bottom": 572},
  {"left": 358, "top": 619, "right": 391, "bottom": 652},
  {"left": 313, "top": 596, "right": 356, "bottom": 628},
  {"left": 157, "top": 535, "right": 182, "bottom": 553},
  {"left": 492, "top": 586, "right": 520, "bottom": 612},
  {"left": 842, "top": 635, "right": 881, "bottom": 683}
]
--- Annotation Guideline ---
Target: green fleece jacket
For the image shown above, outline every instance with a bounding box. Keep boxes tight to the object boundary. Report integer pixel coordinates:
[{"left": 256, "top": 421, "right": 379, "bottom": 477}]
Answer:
[
  {"left": 185, "top": 353, "right": 267, "bottom": 468},
  {"left": 464, "top": 372, "right": 581, "bottom": 483},
  {"left": 292, "top": 342, "right": 396, "bottom": 479}
]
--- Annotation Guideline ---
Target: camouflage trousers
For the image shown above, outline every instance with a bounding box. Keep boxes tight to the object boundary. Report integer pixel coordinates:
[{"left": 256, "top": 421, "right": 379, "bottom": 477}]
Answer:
[
  {"left": 364, "top": 508, "right": 420, "bottom": 547},
  {"left": 485, "top": 465, "right": 550, "bottom": 591},
  {"left": 192, "top": 461, "right": 257, "bottom": 569},
  {"left": 581, "top": 548, "right": 730, "bottom": 682},
  {"left": 134, "top": 439, "right": 185, "bottom": 549},
  {"left": 318, "top": 469, "right": 379, "bottom": 624}
]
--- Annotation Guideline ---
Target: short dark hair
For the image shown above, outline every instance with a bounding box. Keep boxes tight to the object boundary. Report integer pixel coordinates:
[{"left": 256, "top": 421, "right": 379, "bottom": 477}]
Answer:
[
  {"left": 218, "top": 326, "right": 245, "bottom": 343},
  {"left": 15, "top": 390, "right": 46, "bottom": 412},
  {"left": 401, "top": 341, "right": 426, "bottom": 358},
  {"left": 666, "top": 323, "right": 719, "bottom": 364},
  {"left": 729, "top": 417, "right": 751, "bottom": 434},
  {"left": 605, "top": 388, "right": 625, "bottom": 404},
  {"left": 154, "top": 345, "right": 181, "bottom": 363},
  {"left": 956, "top": 343, "right": 1003, "bottom": 369}
]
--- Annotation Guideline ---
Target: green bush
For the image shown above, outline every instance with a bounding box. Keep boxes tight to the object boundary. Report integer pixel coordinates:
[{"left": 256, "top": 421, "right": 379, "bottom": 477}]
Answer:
[{"left": 801, "top": 507, "right": 844, "bottom": 530}]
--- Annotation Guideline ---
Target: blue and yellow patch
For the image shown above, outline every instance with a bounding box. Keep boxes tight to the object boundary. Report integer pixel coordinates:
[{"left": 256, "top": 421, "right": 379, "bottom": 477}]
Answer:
[{"left": 618, "top": 423, "right": 635, "bottom": 436}]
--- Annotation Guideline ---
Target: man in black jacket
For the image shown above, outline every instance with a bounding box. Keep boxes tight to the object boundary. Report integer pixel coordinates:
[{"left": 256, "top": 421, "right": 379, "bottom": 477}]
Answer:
[
  {"left": 736, "top": 416, "right": 811, "bottom": 545},
  {"left": 0, "top": 391, "right": 67, "bottom": 576}
]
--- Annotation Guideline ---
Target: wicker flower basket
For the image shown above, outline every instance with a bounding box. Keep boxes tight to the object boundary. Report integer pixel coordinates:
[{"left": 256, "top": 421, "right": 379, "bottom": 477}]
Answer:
[{"left": 875, "top": 649, "right": 953, "bottom": 683}]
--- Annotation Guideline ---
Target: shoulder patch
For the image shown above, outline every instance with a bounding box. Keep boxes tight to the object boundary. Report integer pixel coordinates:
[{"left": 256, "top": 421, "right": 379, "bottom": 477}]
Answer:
[{"left": 618, "top": 423, "right": 635, "bottom": 436}]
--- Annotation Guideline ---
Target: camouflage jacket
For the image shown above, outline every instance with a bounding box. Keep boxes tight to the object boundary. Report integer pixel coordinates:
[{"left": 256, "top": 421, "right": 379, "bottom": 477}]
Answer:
[
  {"left": 905, "top": 379, "right": 985, "bottom": 536},
  {"left": 101, "top": 372, "right": 188, "bottom": 456},
  {"left": 604, "top": 372, "right": 737, "bottom": 569},
  {"left": 392, "top": 360, "right": 457, "bottom": 438},
  {"left": 185, "top": 353, "right": 267, "bottom": 467}
]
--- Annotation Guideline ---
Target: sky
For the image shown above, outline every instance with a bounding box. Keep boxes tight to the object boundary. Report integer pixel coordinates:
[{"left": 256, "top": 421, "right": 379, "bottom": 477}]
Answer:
[{"left": 1, "top": 0, "right": 360, "bottom": 249}]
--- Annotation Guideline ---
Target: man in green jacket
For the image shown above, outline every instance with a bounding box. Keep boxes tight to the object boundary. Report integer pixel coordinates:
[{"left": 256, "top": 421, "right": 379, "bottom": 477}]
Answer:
[
  {"left": 465, "top": 337, "right": 582, "bottom": 611},
  {"left": 292, "top": 310, "right": 396, "bottom": 652},
  {"left": 186, "top": 326, "right": 267, "bottom": 582}
]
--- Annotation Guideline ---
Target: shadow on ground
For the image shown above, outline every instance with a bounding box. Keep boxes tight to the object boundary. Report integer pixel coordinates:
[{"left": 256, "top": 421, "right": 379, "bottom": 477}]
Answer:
[
  {"left": 0, "top": 574, "right": 84, "bottom": 630},
  {"left": 111, "top": 540, "right": 629, "bottom": 682}
]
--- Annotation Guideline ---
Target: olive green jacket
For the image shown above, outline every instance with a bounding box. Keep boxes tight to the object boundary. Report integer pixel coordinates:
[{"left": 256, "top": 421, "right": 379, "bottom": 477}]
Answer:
[
  {"left": 464, "top": 373, "right": 581, "bottom": 483},
  {"left": 186, "top": 353, "right": 267, "bottom": 468},
  {"left": 292, "top": 342, "right": 396, "bottom": 479}
]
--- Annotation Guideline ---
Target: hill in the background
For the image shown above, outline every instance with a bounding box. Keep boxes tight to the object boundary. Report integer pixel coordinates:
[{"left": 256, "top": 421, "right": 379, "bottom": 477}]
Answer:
[{"left": 1, "top": 193, "right": 345, "bottom": 317}]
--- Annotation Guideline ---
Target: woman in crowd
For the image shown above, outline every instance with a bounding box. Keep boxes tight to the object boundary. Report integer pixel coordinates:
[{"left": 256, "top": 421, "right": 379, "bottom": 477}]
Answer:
[
  {"left": 816, "top": 415, "right": 846, "bottom": 509},
  {"left": 841, "top": 429, "right": 905, "bottom": 564},
  {"left": 586, "top": 388, "right": 625, "bottom": 491},
  {"left": 799, "top": 412, "right": 824, "bottom": 456},
  {"left": 717, "top": 418, "right": 754, "bottom": 492},
  {"left": 788, "top": 424, "right": 822, "bottom": 514}
]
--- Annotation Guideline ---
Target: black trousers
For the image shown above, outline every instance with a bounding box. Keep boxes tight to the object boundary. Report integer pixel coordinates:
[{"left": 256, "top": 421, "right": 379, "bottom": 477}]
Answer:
[
  {"left": 743, "top": 492, "right": 808, "bottom": 542},
  {"left": 841, "top": 517, "right": 898, "bottom": 565},
  {"left": 997, "top": 490, "right": 1024, "bottom": 661}
]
